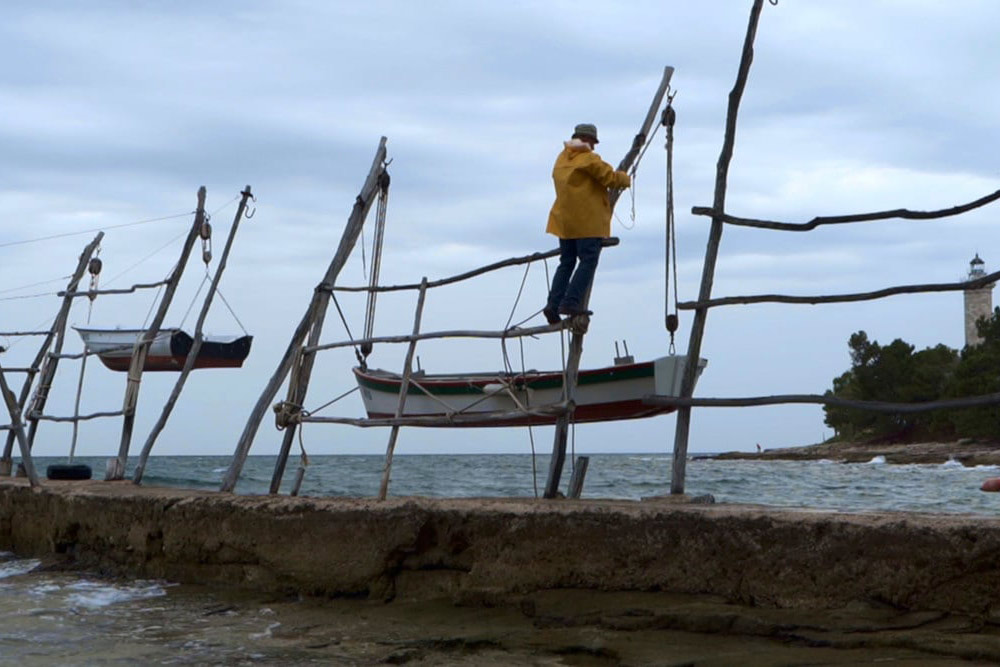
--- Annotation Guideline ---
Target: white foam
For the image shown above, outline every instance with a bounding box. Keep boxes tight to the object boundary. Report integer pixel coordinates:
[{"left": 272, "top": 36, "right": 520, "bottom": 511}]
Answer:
[
  {"left": 65, "top": 580, "right": 167, "bottom": 609},
  {"left": 249, "top": 621, "right": 281, "bottom": 639},
  {"left": 942, "top": 458, "right": 964, "bottom": 468},
  {"left": 867, "top": 455, "right": 886, "bottom": 465},
  {"left": 0, "top": 559, "right": 40, "bottom": 579}
]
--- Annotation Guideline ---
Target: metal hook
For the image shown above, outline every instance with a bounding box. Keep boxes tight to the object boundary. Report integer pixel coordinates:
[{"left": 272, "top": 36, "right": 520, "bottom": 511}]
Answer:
[{"left": 243, "top": 189, "right": 257, "bottom": 219}]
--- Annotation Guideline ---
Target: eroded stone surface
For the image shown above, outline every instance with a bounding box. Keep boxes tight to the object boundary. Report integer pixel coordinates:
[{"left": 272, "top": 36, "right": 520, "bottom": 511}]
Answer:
[{"left": 5, "top": 479, "right": 1000, "bottom": 662}]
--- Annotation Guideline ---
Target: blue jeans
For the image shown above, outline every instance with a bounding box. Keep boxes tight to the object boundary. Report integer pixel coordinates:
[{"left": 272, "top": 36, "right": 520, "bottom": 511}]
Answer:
[{"left": 546, "top": 238, "right": 602, "bottom": 312}]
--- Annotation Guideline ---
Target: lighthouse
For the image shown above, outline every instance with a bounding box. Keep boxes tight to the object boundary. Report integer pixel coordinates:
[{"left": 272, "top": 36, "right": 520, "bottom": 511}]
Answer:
[{"left": 963, "top": 254, "right": 994, "bottom": 347}]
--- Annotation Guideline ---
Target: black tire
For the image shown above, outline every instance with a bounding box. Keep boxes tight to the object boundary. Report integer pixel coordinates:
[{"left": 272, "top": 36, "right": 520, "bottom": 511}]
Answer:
[{"left": 46, "top": 464, "right": 93, "bottom": 481}]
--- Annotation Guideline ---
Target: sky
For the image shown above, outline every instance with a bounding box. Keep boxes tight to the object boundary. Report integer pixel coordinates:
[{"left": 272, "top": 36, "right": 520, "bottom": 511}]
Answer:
[{"left": 2, "top": 1, "right": 1000, "bottom": 475}]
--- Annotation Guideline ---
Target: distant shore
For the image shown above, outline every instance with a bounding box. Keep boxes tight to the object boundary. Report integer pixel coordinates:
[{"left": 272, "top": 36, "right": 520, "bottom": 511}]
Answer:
[{"left": 705, "top": 439, "right": 1000, "bottom": 466}]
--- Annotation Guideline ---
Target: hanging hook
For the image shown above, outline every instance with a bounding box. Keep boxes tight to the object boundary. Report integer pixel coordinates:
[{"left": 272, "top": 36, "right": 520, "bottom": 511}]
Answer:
[{"left": 242, "top": 189, "right": 257, "bottom": 219}]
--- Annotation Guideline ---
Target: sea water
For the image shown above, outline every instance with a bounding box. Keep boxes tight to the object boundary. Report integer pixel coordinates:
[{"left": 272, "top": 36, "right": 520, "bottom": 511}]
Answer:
[{"left": 3, "top": 453, "right": 1000, "bottom": 663}]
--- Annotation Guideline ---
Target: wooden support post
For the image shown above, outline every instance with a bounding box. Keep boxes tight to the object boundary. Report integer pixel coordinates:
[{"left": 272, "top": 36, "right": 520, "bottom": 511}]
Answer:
[
  {"left": 0, "top": 358, "right": 39, "bottom": 487},
  {"left": 132, "top": 187, "right": 254, "bottom": 485},
  {"left": 543, "top": 65, "right": 676, "bottom": 499},
  {"left": 222, "top": 137, "right": 388, "bottom": 493},
  {"left": 567, "top": 455, "right": 590, "bottom": 499},
  {"left": 109, "top": 187, "right": 207, "bottom": 480},
  {"left": 378, "top": 278, "right": 427, "bottom": 501},
  {"left": 671, "top": 0, "right": 767, "bottom": 494},
  {"left": 544, "top": 326, "right": 583, "bottom": 498},
  {"left": 1, "top": 232, "right": 104, "bottom": 465}
]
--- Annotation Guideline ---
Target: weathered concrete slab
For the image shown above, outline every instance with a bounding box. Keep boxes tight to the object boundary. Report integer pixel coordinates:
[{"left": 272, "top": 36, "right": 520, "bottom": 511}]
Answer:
[{"left": 2, "top": 478, "right": 1000, "bottom": 618}]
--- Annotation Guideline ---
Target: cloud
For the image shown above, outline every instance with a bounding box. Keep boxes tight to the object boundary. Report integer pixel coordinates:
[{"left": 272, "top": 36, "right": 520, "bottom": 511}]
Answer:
[{"left": 1, "top": 0, "right": 999, "bottom": 475}]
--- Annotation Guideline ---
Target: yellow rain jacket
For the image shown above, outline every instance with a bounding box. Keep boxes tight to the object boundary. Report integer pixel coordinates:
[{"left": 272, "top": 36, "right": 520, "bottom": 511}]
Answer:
[{"left": 546, "top": 140, "right": 631, "bottom": 239}]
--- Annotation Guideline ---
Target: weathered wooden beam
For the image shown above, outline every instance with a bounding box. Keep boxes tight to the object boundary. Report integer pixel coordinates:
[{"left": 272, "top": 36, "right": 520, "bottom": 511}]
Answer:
[
  {"left": 57, "top": 280, "right": 168, "bottom": 298},
  {"left": 610, "top": 65, "right": 675, "bottom": 209},
  {"left": 109, "top": 188, "right": 206, "bottom": 480},
  {"left": 222, "top": 137, "right": 388, "bottom": 493},
  {"left": 133, "top": 186, "right": 254, "bottom": 485},
  {"left": 568, "top": 456, "right": 590, "bottom": 499},
  {"left": 691, "top": 188, "right": 1000, "bottom": 231},
  {"left": 270, "top": 177, "right": 391, "bottom": 495},
  {"left": 0, "top": 358, "right": 39, "bottom": 486},
  {"left": 33, "top": 410, "right": 126, "bottom": 422},
  {"left": 306, "top": 320, "right": 567, "bottom": 354},
  {"left": 378, "top": 278, "right": 427, "bottom": 501},
  {"left": 2, "top": 232, "right": 104, "bottom": 464},
  {"left": 299, "top": 402, "right": 570, "bottom": 427},
  {"left": 679, "top": 270, "right": 1000, "bottom": 309},
  {"left": 331, "top": 237, "right": 620, "bottom": 294},
  {"left": 0, "top": 331, "right": 53, "bottom": 337},
  {"left": 645, "top": 391, "right": 1000, "bottom": 413},
  {"left": 544, "top": 326, "right": 583, "bottom": 499},
  {"left": 672, "top": 0, "right": 768, "bottom": 495}
]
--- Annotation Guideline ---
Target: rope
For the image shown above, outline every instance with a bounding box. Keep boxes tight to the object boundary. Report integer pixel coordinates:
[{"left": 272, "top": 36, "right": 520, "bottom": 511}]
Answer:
[
  {"left": 103, "top": 228, "right": 189, "bottom": 287},
  {"left": 0, "top": 275, "right": 72, "bottom": 296},
  {"left": 520, "top": 334, "right": 539, "bottom": 498},
  {"left": 214, "top": 287, "right": 249, "bottom": 335},
  {"left": 0, "top": 291, "right": 61, "bottom": 302},
  {"left": 663, "top": 99, "right": 679, "bottom": 354},
  {"left": 306, "top": 385, "right": 359, "bottom": 416},
  {"left": 362, "top": 169, "right": 391, "bottom": 356},
  {"left": 209, "top": 195, "right": 239, "bottom": 218},
  {"left": 273, "top": 400, "right": 305, "bottom": 430},
  {"left": 179, "top": 272, "right": 209, "bottom": 329},
  {"left": 142, "top": 283, "right": 164, "bottom": 329},
  {"left": 330, "top": 293, "right": 360, "bottom": 360},
  {"left": 613, "top": 113, "right": 666, "bottom": 231},
  {"left": 0, "top": 211, "right": 192, "bottom": 250}
]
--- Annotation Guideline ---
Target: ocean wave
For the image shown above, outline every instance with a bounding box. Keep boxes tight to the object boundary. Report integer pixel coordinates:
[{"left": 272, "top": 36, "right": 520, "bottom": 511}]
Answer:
[
  {"left": 0, "top": 559, "right": 40, "bottom": 579},
  {"left": 866, "top": 456, "right": 886, "bottom": 465},
  {"left": 65, "top": 580, "right": 168, "bottom": 609}
]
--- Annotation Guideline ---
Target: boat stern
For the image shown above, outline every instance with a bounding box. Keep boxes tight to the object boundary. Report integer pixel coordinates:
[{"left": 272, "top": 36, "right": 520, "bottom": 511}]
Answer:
[{"left": 653, "top": 355, "right": 708, "bottom": 396}]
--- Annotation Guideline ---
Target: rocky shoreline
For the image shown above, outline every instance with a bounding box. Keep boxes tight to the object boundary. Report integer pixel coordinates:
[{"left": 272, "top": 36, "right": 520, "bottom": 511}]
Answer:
[{"left": 707, "top": 439, "right": 1000, "bottom": 466}]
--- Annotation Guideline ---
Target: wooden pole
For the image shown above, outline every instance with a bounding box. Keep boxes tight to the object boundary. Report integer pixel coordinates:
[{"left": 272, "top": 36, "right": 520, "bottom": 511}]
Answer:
[
  {"left": 378, "top": 278, "right": 427, "bottom": 500},
  {"left": 221, "top": 137, "right": 388, "bottom": 493},
  {"left": 567, "top": 455, "right": 590, "bottom": 499},
  {"left": 132, "top": 186, "right": 254, "bottom": 484},
  {"left": 544, "top": 326, "right": 583, "bottom": 498},
  {"left": 108, "top": 187, "right": 207, "bottom": 480},
  {"left": 270, "top": 170, "right": 386, "bottom": 494},
  {"left": 0, "top": 358, "right": 39, "bottom": 486},
  {"left": 1, "top": 232, "right": 104, "bottom": 470},
  {"left": 542, "top": 67, "right": 674, "bottom": 499},
  {"left": 268, "top": 301, "right": 323, "bottom": 494},
  {"left": 671, "top": 0, "right": 768, "bottom": 495}
]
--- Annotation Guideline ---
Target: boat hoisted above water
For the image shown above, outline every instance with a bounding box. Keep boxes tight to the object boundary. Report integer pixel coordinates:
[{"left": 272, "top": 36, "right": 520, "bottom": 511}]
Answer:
[{"left": 74, "top": 327, "right": 252, "bottom": 372}]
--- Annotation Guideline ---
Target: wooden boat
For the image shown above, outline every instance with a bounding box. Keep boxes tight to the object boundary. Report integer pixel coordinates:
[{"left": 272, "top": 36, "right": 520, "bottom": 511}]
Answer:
[
  {"left": 74, "top": 327, "right": 252, "bottom": 372},
  {"left": 353, "top": 354, "right": 706, "bottom": 427}
]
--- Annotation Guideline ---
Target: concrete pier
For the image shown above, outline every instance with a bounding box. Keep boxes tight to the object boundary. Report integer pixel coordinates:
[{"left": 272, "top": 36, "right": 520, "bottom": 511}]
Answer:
[{"left": 2, "top": 478, "right": 1000, "bottom": 617}]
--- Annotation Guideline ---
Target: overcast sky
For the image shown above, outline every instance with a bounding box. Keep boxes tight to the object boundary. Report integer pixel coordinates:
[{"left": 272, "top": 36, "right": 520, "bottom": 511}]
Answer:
[{"left": 3, "top": 2, "right": 999, "bottom": 481}]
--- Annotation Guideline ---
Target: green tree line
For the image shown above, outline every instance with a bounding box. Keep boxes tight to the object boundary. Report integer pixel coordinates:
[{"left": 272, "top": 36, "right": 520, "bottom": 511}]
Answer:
[{"left": 824, "top": 308, "right": 1000, "bottom": 441}]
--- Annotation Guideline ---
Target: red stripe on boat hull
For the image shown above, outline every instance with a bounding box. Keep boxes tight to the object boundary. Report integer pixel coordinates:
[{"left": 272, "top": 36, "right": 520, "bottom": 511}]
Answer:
[{"left": 97, "top": 355, "right": 247, "bottom": 372}]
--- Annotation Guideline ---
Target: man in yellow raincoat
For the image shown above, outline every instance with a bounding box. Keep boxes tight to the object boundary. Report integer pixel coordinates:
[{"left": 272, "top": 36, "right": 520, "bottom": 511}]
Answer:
[{"left": 543, "top": 123, "right": 631, "bottom": 324}]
